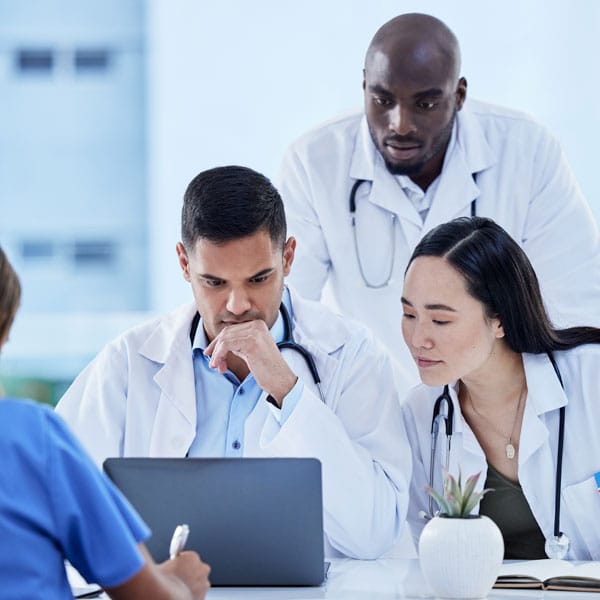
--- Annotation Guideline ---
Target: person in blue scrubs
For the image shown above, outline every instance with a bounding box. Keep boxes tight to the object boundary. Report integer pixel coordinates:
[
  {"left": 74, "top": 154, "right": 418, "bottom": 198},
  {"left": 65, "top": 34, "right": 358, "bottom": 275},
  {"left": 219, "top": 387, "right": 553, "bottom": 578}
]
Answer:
[{"left": 0, "top": 247, "right": 211, "bottom": 599}]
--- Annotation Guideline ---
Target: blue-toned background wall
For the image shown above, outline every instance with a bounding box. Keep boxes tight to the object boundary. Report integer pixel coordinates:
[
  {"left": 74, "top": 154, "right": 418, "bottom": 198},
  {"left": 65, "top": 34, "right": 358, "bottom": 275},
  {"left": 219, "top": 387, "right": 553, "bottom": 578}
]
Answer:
[{"left": 1, "top": 0, "right": 598, "bottom": 402}]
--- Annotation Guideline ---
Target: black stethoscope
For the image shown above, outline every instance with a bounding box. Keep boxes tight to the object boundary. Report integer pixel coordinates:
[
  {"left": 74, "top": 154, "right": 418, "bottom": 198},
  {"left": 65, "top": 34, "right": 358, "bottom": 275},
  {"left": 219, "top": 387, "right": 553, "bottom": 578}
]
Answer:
[
  {"left": 189, "top": 302, "right": 325, "bottom": 403},
  {"left": 349, "top": 179, "right": 477, "bottom": 289},
  {"left": 425, "top": 353, "right": 569, "bottom": 559}
]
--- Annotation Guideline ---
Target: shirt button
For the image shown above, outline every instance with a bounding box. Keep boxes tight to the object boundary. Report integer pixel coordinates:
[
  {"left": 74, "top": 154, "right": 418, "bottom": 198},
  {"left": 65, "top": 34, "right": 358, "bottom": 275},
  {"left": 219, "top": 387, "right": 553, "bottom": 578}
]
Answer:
[
  {"left": 238, "top": 387, "right": 244, "bottom": 395},
  {"left": 232, "top": 440, "right": 241, "bottom": 450}
]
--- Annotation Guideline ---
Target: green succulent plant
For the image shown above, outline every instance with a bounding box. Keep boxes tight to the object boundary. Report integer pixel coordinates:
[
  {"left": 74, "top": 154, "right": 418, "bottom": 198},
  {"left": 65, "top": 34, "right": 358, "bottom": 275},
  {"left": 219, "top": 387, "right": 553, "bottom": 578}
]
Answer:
[{"left": 425, "top": 470, "right": 493, "bottom": 517}]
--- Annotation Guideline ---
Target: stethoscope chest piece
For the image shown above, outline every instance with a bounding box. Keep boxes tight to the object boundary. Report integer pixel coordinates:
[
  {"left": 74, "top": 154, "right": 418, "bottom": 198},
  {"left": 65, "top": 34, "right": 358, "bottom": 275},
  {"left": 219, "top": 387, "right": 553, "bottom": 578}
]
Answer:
[{"left": 545, "top": 533, "right": 570, "bottom": 560}]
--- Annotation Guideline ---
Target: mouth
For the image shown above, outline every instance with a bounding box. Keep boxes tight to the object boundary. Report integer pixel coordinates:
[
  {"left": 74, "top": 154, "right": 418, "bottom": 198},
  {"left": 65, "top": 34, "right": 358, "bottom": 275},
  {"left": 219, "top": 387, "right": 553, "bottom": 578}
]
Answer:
[
  {"left": 384, "top": 139, "right": 422, "bottom": 161},
  {"left": 415, "top": 356, "right": 443, "bottom": 368}
]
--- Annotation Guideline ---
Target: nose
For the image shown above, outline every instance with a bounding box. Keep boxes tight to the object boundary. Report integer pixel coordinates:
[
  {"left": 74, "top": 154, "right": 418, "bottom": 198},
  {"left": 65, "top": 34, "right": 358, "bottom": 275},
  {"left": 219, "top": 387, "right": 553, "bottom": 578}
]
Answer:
[
  {"left": 409, "top": 320, "right": 433, "bottom": 350},
  {"left": 389, "top": 104, "right": 417, "bottom": 136},
  {"left": 225, "top": 287, "right": 252, "bottom": 316}
]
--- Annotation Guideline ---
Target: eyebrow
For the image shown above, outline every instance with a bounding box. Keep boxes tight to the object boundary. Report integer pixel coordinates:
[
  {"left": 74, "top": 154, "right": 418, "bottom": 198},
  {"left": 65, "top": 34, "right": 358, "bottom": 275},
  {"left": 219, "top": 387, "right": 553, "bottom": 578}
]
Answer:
[
  {"left": 199, "top": 267, "right": 275, "bottom": 281},
  {"left": 401, "top": 297, "right": 458, "bottom": 312},
  {"left": 414, "top": 88, "right": 445, "bottom": 99},
  {"left": 367, "top": 84, "right": 445, "bottom": 99},
  {"left": 367, "top": 84, "right": 392, "bottom": 95},
  {"left": 248, "top": 268, "right": 275, "bottom": 279}
]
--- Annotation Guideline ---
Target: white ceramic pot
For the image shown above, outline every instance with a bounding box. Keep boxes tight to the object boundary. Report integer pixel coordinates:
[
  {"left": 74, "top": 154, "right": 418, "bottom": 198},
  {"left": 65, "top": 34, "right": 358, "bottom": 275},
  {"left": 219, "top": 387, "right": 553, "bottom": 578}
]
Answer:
[{"left": 419, "top": 515, "right": 504, "bottom": 599}]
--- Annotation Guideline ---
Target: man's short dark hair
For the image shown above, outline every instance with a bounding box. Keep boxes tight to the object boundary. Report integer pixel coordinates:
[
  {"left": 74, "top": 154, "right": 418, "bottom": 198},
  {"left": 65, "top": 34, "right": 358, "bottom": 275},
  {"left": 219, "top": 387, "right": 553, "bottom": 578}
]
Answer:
[{"left": 181, "top": 165, "right": 287, "bottom": 249}]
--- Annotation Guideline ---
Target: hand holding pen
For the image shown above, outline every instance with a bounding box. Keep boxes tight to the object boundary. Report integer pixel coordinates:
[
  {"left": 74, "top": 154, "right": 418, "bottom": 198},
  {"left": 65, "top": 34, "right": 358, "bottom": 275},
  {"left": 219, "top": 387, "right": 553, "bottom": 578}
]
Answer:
[
  {"left": 169, "top": 524, "right": 190, "bottom": 560},
  {"left": 160, "top": 524, "right": 210, "bottom": 599}
]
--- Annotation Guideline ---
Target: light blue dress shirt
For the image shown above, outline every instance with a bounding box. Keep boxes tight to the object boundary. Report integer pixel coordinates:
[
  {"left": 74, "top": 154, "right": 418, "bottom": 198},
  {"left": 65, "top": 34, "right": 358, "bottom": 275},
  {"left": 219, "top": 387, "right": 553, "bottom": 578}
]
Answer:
[{"left": 187, "top": 288, "right": 303, "bottom": 457}]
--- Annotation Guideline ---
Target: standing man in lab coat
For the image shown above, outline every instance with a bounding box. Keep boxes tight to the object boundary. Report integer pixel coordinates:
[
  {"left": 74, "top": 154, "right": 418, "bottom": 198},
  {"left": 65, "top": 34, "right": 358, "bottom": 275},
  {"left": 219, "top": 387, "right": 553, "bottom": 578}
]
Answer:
[
  {"left": 56, "top": 165, "right": 411, "bottom": 560},
  {"left": 278, "top": 13, "right": 600, "bottom": 374}
]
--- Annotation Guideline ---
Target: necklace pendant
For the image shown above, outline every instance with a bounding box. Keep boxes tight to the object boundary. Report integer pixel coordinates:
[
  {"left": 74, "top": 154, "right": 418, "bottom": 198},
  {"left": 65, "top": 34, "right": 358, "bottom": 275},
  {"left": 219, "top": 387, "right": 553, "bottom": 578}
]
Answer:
[{"left": 506, "top": 443, "right": 516, "bottom": 459}]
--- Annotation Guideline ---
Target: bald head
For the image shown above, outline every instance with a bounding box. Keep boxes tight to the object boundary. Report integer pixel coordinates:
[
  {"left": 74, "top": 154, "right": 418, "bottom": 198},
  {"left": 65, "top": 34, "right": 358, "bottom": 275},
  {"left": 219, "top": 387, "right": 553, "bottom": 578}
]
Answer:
[{"left": 366, "top": 13, "right": 461, "bottom": 83}]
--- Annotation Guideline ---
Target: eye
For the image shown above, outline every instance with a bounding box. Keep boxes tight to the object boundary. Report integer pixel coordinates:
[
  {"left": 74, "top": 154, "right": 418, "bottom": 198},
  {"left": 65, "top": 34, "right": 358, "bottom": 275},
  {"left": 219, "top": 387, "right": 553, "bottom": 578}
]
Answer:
[
  {"left": 202, "top": 278, "right": 224, "bottom": 288},
  {"left": 373, "top": 96, "right": 392, "bottom": 107},
  {"left": 402, "top": 312, "right": 416, "bottom": 320},
  {"left": 250, "top": 274, "right": 270, "bottom": 284},
  {"left": 432, "top": 319, "right": 450, "bottom": 325},
  {"left": 416, "top": 101, "right": 437, "bottom": 110}
]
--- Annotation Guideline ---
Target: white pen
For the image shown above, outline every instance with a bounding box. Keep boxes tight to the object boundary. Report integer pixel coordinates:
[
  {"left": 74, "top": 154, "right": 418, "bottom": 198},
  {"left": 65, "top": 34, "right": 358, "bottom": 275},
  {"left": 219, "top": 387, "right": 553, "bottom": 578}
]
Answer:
[{"left": 169, "top": 524, "right": 190, "bottom": 560}]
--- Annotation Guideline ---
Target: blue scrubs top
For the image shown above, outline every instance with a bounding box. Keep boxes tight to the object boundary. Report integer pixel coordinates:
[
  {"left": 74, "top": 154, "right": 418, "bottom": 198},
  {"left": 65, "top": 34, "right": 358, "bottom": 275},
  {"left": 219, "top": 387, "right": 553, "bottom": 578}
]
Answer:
[{"left": 0, "top": 398, "right": 150, "bottom": 599}]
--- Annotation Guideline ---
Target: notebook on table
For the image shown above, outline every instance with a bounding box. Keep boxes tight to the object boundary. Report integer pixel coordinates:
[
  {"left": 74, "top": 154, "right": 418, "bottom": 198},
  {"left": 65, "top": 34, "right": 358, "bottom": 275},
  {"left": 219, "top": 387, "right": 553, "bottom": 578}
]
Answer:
[
  {"left": 496, "top": 559, "right": 600, "bottom": 592},
  {"left": 103, "top": 457, "right": 326, "bottom": 586}
]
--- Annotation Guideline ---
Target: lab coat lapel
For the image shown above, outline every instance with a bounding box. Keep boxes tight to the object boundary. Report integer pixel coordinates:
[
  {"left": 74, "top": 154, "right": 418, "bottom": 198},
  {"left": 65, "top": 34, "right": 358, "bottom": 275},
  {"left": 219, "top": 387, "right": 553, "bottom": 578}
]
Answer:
[
  {"left": 286, "top": 290, "right": 341, "bottom": 402},
  {"left": 370, "top": 157, "right": 423, "bottom": 248},
  {"left": 517, "top": 353, "right": 568, "bottom": 536},
  {"left": 422, "top": 149, "right": 480, "bottom": 231},
  {"left": 139, "top": 304, "right": 198, "bottom": 455},
  {"left": 518, "top": 353, "right": 568, "bottom": 465},
  {"left": 422, "top": 107, "right": 495, "bottom": 231},
  {"left": 349, "top": 116, "right": 423, "bottom": 248}
]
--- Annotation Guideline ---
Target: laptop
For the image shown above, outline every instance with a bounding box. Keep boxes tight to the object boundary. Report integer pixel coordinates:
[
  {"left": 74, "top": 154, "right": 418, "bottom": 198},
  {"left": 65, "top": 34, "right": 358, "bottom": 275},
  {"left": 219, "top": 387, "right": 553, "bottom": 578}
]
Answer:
[{"left": 103, "top": 457, "right": 326, "bottom": 586}]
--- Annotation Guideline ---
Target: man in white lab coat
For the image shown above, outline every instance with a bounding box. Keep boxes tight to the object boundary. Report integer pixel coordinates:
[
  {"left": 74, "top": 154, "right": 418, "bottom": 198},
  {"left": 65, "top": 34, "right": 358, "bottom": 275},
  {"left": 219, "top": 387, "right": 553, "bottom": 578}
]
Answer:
[
  {"left": 278, "top": 13, "right": 600, "bottom": 373},
  {"left": 56, "top": 165, "right": 411, "bottom": 560}
]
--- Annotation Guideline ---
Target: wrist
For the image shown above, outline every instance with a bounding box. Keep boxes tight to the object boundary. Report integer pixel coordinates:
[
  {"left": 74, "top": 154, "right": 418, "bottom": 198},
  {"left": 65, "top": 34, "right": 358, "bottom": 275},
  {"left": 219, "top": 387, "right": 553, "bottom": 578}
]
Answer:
[{"left": 266, "top": 375, "right": 298, "bottom": 408}]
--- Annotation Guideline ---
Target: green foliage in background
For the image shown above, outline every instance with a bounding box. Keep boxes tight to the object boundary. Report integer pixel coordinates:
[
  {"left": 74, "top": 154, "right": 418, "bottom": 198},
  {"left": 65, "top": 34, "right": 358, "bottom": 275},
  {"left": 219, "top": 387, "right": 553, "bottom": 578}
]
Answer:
[{"left": 0, "top": 376, "right": 71, "bottom": 406}]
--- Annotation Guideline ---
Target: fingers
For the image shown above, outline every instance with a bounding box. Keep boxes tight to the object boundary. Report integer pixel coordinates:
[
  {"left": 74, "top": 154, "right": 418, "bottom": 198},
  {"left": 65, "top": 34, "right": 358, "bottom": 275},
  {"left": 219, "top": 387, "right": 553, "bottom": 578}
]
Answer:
[
  {"left": 201, "top": 320, "right": 297, "bottom": 401},
  {"left": 171, "top": 552, "right": 211, "bottom": 599},
  {"left": 203, "top": 321, "right": 269, "bottom": 372}
]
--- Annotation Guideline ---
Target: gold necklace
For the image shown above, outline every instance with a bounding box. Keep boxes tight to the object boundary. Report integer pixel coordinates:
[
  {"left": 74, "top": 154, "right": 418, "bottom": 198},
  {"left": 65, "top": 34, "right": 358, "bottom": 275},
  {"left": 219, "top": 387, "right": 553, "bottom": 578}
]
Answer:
[{"left": 465, "top": 382, "right": 526, "bottom": 460}]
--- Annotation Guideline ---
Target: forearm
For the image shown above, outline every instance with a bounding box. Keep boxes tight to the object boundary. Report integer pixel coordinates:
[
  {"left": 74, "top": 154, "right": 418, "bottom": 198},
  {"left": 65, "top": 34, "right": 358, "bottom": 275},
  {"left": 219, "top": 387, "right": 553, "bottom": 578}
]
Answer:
[
  {"left": 106, "top": 546, "right": 209, "bottom": 600},
  {"left": 258, "top": 389, "right": 409, "bottom": 558}
]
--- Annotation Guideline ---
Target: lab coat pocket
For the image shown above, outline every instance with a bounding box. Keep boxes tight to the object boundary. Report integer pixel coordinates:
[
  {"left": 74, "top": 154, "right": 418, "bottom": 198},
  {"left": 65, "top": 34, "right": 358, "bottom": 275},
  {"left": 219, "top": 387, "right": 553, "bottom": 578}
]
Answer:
[{"left": 562, "top": 474, "right": 600, "bottom": 560}]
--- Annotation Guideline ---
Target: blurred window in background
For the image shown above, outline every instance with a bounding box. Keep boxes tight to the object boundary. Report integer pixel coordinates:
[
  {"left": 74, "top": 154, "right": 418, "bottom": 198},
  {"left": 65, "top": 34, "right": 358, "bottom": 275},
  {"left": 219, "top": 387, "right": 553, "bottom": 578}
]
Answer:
[
  {"left": 74, "top": 48, "right": 111, "bottom": 72},
  {"left": 0, "top": 0, "right": 148, "bottom": 404},
  {"left": 16, "top": 48, "right": 54, "bottom": 73}
]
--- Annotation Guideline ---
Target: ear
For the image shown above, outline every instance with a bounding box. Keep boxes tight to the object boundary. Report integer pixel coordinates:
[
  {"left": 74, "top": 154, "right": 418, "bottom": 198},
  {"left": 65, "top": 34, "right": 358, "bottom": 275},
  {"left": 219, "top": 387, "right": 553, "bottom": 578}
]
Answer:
[
  {"left": 455, "top": 77, "right": 467, "bottom": 111},
  {"left": 176, "top": 242, "right": 191, "bottom": 282},
  {"left": 282, "top": 237, "right": 296, "bottom": 277},
  {"left": 493, "top": 317, "right": 505, "bottom": 339},
  {"left": 362, "top": 69, "right": 366, "bottom": 92}
]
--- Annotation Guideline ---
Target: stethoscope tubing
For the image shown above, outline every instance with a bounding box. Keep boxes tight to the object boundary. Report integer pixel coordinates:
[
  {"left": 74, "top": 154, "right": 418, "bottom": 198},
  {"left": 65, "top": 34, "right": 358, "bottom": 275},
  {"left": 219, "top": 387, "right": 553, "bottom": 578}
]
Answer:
[
  {"left": 428, "top": 384, "right": 454, "bottom": 518},
  {"left": 277, "top": 303, "right": 325, "bottom": 403}
]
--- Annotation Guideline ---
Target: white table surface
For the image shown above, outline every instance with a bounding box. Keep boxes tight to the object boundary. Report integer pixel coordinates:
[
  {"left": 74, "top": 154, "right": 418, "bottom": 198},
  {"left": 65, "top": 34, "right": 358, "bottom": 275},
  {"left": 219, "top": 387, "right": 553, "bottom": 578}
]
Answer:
[
  {"left": 206, "top": 558, "right": 600, "bottom": 600},
  {"left": 80, "top": 558, "right": 600, "bottom": 599}
]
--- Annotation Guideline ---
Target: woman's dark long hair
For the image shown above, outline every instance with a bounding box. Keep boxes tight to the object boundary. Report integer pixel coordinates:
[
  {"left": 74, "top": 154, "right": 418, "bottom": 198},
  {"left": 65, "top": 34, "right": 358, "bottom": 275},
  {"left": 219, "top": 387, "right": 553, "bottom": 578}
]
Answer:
[
  {"left": 407, "top": 217, "right": 600, "bottom": 353},
  {"left": 0, "top": 246, "right": 21, "bottom": 344}
]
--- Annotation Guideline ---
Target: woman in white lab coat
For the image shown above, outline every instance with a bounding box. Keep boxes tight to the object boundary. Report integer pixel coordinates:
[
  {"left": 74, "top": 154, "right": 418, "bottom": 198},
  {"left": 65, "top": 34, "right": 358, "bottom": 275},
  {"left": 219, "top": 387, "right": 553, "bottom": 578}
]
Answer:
[{"left": 400, "top": 216, "right": 600, "bottom": 560}]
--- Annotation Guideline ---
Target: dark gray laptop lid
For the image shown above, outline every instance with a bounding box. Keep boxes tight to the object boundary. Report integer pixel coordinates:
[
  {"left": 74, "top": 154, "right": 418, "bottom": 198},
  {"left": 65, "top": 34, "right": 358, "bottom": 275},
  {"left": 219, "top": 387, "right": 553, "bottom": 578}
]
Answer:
[{"left": 103, "top": 457, "right": 325, "bottom": 586}]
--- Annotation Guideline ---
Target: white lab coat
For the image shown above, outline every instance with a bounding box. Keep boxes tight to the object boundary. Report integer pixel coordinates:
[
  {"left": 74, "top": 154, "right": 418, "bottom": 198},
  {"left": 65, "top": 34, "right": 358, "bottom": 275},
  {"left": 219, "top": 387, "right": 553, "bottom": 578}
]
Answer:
[
  {"left": 56, "top": 288, "right": 411, "bottom": 560},
  {"left": 401, "top": 346, "right": 600, "bottom": 560},
  {"left": 279, "top": 100, "right": 600, "bottom": 376}
]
